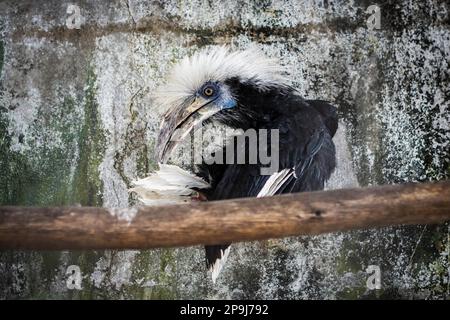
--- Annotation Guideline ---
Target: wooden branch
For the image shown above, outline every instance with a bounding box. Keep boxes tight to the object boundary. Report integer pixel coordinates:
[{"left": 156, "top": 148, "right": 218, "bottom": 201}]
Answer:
[{"left": 0, "top": 181, "right": 449, "bottom": 250}]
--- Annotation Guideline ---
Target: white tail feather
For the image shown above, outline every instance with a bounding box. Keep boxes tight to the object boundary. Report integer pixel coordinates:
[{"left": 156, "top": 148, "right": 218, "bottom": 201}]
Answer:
[
  {"left": 209, "top": 169, "right": 294, "bottom": 283},
  {"left": 130, "top": 164, "right": 210, "bottom": 206},
  {"left": 210, "top": 247, "right": 231, "bottom": 284}
]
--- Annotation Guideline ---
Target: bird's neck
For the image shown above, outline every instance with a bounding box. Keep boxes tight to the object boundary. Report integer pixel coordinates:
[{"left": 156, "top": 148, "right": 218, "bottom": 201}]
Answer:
[{"left": 227, "top": 82, "right": 295, "bottom": 130}]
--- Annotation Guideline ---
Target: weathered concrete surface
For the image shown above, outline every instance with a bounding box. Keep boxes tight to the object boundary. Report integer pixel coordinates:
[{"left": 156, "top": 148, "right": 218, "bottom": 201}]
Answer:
[{"left": 0, "top": 0, "right": 449, "bottom": 299}]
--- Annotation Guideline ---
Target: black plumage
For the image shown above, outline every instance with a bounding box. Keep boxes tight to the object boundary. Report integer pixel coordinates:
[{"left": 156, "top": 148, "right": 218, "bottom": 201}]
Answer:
[
  {"left": 149, "top": 47, "right": 339, "bottom": 281},
  {"left": 199, "top": 80, "right": 338, "bottom": 272}
]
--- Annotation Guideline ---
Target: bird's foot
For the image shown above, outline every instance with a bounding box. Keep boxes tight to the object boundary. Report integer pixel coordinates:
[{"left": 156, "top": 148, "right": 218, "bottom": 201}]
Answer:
[{"left": 191, "top": 191, "right": 208, "bottom": 202}]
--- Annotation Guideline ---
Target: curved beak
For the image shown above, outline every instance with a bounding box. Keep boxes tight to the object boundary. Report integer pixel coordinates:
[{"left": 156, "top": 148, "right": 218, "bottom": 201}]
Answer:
[{"left": 156, "top": 96, "right": 221, "bottom": 163}]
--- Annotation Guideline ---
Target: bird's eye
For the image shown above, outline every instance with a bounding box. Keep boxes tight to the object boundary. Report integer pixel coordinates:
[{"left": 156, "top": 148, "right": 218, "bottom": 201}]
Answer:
[{"left": 203, "top": 86, "right": 215, "bottom": 97}]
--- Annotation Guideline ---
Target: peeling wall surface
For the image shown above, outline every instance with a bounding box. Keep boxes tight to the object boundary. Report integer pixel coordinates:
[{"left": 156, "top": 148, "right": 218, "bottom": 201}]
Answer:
[{"left": 0, "top": 0, "right": 449, "bottom": 299}]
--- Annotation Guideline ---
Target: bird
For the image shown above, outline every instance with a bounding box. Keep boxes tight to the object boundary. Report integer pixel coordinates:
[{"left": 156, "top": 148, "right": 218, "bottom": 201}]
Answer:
[{"left": 131, "top": 46, "right": 338, "bottom": 283}]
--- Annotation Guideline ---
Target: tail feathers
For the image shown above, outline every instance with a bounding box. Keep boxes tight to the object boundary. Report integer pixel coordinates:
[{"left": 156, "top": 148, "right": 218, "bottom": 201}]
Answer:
[
  {"left": 129, "top": 164, "right": 210, "bottom": 206},
  {"left": 205, "top": 244, "right": 231, "bottom": 284},
  {"left": 205, "top": 170, "right": 292, "bottom": 284}
]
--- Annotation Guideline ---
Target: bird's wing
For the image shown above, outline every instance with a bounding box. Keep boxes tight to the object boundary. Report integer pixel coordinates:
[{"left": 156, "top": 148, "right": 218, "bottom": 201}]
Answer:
[
  {"left": 208, "top": 101, "right": 336, "bottom": 200},
  {"left": 204, "top": 100, "right": 337, "bottom": 281}
]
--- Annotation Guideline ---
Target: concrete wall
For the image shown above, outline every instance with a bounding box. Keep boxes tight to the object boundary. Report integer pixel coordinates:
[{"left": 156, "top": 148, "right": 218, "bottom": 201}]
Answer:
[{"left": 0, "top": 0, "right": 449, "bottom": 299}]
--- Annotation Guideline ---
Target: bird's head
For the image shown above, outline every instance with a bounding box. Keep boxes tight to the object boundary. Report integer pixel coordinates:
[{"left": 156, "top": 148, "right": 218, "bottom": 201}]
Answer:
[{"left": 154, "top": 46, "right": 289, "bottom": 163}]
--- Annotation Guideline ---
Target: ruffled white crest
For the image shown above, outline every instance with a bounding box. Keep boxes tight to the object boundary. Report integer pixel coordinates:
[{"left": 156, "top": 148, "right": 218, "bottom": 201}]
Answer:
[{"left": 154, "top": 46, "right": 289, "bottom": 111}]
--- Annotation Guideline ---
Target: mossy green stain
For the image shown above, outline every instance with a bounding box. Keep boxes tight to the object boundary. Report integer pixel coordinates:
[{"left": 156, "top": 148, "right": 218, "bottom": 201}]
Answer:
[
  {"left": 70, "top": 68, "right": 106, "bottom": 206},
  {"left": 0, "top": 64, "right": 108, "bottom": 298},
  {"left": 0, "top": 95, "right": 84, "bottom": 206},
  {"left": 25, "top": 96, "right": 81, "bottom": 205},
  {"left": 0, "top": 109, "right": 33, "bottom": 205},
  {"left": 0, "top": 39, "right": 4, "bottom": 77}
]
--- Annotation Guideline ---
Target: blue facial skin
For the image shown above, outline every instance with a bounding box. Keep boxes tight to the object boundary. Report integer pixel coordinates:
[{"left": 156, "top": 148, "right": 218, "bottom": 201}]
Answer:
[
  {"left": 220, "top": 97, "right": 237, "bottom": 109},
  {"left": 199, "top": 82, "right": 236, "bottom": 110}
]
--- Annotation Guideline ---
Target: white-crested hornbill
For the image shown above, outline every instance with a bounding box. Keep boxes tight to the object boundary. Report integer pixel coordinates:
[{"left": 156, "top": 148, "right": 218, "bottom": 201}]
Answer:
[{"left": 131, "top": 47, "right": 338, "bottom": 283}]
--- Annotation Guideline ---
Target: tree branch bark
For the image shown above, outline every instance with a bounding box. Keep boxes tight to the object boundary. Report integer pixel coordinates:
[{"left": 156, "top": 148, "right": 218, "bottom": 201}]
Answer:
[{"left": 0, "top": 181, "right": 449, "bottom": 250}]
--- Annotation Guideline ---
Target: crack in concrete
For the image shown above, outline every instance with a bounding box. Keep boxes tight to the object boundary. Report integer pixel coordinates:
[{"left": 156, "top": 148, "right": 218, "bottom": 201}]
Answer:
[{"left": 123, "top": 0, "right": 137, "bottom": 29}]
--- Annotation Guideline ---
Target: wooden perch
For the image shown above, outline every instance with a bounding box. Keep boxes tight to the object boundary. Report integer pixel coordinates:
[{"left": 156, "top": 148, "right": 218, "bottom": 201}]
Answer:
[{"left": 0, "top": 181, "right": 449, "bottom": 250}]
